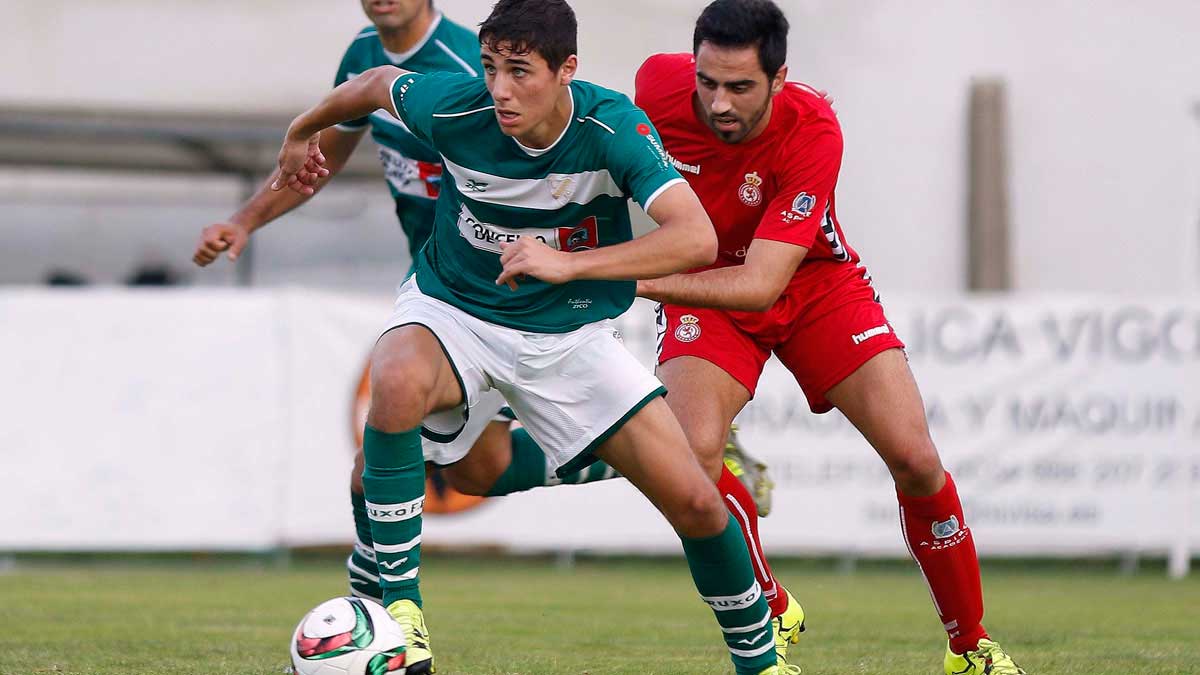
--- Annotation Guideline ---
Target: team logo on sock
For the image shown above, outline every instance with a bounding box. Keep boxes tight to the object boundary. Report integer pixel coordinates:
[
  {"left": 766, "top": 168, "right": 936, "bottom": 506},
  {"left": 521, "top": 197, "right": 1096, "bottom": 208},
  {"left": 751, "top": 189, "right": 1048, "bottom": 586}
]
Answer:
[
  {"left": 932, "top": 515, "right": 961, "bottom": 539},
  {"left": 675, "top": 314, "right": 701, "bottom": 342}
]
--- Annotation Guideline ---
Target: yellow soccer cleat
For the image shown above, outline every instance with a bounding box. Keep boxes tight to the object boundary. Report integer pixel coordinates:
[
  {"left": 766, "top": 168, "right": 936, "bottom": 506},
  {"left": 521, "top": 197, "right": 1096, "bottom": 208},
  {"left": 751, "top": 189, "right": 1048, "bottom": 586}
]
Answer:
[
  {"left": 755, "top": 668, "right": 782, "bottom": 675},
  {"left": 944, "top": 638, "right": 1026, "bottom": 675},
  {"left": 386, "top": 599, "right": 435, "bottom": 674},
  {"left": 772, "top": 588, "right": 805, "bottom": 673},
  {"left": 723, "top": 424, "right": 776, "bottom": 517}
]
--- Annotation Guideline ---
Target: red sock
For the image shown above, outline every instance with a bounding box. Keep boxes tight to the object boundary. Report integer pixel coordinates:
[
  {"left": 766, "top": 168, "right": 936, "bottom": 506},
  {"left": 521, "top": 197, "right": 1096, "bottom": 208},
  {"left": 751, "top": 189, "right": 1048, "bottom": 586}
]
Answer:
[
  {"left": 717, "top": 465, "right": 789, "bottom": 617},
  {"left": 897, "top": 471, "right": 988, "bottom": 654}
]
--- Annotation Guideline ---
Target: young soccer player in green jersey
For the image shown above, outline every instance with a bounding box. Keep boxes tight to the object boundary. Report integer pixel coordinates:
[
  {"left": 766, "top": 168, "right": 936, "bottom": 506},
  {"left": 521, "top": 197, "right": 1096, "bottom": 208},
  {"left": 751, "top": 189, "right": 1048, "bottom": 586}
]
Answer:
[
  {"left": 193, "top": 0, "right": 629, "bottom": 619},
  {"left": 267, "top": 1, "right": 784, "bottom": 672}
]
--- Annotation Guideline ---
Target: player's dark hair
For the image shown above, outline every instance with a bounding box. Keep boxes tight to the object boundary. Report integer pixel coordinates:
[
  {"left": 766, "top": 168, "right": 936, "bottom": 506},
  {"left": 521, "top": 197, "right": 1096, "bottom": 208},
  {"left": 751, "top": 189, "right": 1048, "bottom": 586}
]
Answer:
[
  {"left": 693, "top": 0, "right": 789, "bottom": 78},
  {"left": 479, "top": 0, "right": 577, "bottom": 72}
]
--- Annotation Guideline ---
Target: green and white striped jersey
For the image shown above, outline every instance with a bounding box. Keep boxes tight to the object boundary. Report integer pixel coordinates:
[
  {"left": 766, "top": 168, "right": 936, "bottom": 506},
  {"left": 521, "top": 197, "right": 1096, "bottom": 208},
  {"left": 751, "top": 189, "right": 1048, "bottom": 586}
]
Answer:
[
  {"left": 390, "top": 71, "right": 685, "bottom": 333},
  {"left": 334, "top": 14, "right": 479, "bottom": 252}
]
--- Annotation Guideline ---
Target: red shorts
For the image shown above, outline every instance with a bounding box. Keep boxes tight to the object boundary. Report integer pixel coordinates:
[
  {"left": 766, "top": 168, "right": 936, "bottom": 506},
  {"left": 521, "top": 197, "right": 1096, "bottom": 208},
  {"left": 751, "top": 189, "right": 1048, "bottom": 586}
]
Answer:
[{"left": 656, "top": 261, "right": 905, "bottom": 413}]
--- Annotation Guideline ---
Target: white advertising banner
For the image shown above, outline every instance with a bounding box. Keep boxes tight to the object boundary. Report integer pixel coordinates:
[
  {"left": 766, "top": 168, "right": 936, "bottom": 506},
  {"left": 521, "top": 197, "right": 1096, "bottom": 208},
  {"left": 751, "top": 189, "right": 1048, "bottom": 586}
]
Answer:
[{"left": 1, "top": 289, "right": 1196, "bottom": 561}]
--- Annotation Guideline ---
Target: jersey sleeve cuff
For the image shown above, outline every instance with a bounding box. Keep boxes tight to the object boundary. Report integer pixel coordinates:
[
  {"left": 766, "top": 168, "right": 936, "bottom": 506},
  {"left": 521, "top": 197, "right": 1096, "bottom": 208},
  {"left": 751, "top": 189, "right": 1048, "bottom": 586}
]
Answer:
[
  {"left": 640, "top": 177, "right": 686, "bottom": 212},
  {"left": 388, "top": 72, "right": 409, "bottom": 122}
]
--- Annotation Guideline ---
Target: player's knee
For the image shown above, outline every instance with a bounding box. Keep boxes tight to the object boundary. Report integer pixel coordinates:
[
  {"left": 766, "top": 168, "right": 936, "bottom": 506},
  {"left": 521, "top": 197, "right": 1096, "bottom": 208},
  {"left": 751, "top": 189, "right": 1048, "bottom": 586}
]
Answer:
[
  {"left": 690, "top": 429, "right": 729, "bottom": 481},
  {"left": 671, "top": 486, "right": 730, "bottom": 538},
  {"left": 368, "top": 354, "right": 435, "bottom": 430},
  {"left": 888, "top": 438, "right": 945, "bottom": 495}
]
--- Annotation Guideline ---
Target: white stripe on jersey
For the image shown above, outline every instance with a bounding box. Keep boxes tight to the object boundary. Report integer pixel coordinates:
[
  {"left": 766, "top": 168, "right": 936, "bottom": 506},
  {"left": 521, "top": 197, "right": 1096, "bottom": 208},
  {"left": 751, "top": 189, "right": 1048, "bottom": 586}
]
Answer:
[
  {"left": 434, "top": 38, "right": 478, "bottom": 76},
  {"left": 432, "top": 106, "right": 496, "bottom": 119},
  {"left": 442, "top": 156, "right": 624, "bottom": 210}
]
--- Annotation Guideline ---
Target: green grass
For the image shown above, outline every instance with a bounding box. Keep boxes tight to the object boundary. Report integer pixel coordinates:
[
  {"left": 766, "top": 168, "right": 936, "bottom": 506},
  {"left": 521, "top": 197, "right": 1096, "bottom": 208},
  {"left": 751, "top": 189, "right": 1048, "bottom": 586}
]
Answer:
[{"left": 0, "top": 556, "right": 1196, "bottom": 674}]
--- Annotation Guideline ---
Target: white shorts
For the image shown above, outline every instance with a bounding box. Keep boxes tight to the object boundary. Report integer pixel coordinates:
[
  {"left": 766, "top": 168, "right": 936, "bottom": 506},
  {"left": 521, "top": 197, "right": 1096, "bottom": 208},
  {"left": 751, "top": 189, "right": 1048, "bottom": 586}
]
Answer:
[{"left": 382, "top": 277, "right": 665, "bottom": 474}]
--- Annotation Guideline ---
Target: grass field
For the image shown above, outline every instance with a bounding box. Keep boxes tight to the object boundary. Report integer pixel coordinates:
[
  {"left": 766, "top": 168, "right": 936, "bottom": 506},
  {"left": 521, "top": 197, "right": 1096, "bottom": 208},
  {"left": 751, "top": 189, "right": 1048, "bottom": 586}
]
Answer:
[{"left": 1, "top": 555, "right": 1197, "bottom": 675}]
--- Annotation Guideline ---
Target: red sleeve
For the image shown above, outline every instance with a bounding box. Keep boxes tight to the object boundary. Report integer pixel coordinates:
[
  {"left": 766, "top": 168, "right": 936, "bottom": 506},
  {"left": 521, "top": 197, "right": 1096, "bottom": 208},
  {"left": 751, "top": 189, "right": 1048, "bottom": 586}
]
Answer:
[
  {"left": 634, "top": 53, "right": 693, "bottom": 117},
  {"left": 754, "top": 116, "right": 843, "bottom": 249}
]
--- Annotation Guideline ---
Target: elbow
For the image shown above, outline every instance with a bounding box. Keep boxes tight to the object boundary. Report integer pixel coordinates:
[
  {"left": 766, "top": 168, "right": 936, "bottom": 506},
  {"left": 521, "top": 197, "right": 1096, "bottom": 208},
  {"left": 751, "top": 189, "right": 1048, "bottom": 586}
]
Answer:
[
  {"left": 743, "top": 292, "right": 777, "bottom": 313},
  {"left": 362, "top": 65, "right": 395, "bottom": 88},
  {"left": 689, "top": 230, "right": 718, "bottom": 269},
  {"left": 739, "top": 283, "right": 784, "bottom": 313}
]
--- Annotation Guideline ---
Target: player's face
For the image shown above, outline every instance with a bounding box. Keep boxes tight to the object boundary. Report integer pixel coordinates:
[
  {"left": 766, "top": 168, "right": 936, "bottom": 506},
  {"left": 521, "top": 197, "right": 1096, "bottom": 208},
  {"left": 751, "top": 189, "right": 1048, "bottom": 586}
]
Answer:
[
  {"left": 360, "top": 0, "right": 428, "bottom": 31},
  {"left": 693, "top": 42, "right": 787, "bottom": 144},
  {"left": 481, "top": 42, "right": 577, "bottom": 142}
]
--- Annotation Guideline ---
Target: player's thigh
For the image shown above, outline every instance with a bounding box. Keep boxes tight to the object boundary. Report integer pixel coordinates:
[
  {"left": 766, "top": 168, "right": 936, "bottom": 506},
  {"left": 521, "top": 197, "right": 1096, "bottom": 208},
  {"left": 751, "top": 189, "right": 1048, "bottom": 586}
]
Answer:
[
  {"left": 437, "top": 420, "right": 513, "bottom": 496},
  {"left": 368, "top": 325, "right": 463, "bottom": 429},
  {"left": 824, "top": 348, "right": 944, "bottom": 487},
  {"left": 373, "top": 276, "right": 507, "bottom": 435},
  {"left": 657, "top": 356, "right": 751, "bottom": 479},
  {"left": 502, "top": 321, "right": 665, "bottom": 477},
  {"left": 593, "top": 396, "right": 726, "bottom": 537}
]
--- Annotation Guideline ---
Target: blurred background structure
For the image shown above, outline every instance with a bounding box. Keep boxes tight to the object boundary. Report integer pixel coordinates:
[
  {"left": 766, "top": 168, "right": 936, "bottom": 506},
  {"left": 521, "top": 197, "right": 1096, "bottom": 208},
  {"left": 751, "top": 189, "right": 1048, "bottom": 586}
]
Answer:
[{"left": 1, "top": 1, "right": 1198, "bottom": 577}]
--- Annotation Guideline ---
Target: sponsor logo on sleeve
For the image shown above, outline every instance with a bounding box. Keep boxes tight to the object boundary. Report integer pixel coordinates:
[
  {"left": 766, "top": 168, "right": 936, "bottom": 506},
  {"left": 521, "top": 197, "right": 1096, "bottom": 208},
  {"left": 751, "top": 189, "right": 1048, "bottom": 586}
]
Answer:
[
  {"left": 779, "top": 191, "right": 816, "bottom": 223},
  {"left": 664, "top": 151, "right": 701, "bottom": 175},
  {"left": 851, "top": 323, "right": 891, "bottom": 345},
  {"left": 642, "top": 130, "right": 671, "bottom": 170}
]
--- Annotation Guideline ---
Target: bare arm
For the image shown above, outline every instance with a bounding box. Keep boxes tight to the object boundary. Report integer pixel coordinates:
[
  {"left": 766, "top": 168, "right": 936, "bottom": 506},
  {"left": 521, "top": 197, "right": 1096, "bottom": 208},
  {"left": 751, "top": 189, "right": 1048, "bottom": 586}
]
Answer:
[
  {"left": 637, "top": 238, "right": 809, "bottom": 312},
  {"left": 233, "top": 126, "right": 363, "bottom": 233},
  {"left": 193, "top": 65, "right": 408, "bottom": 267},
  {"left": 192, "top": 127, "right": 364, "bottom": 266},
  {"left": 283, "top": 66, "right": 408, "bottom": 148},
  {"left": 495, "top": 182, "right": 717, "bottom": 288}
]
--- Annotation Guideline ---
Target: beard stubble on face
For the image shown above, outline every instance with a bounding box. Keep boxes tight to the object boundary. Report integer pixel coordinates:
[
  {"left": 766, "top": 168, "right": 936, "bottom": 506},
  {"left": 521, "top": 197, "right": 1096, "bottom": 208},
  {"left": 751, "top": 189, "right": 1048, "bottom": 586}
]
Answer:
[{"left": 708, "top": 96, "right": 771, "bottom": 144}]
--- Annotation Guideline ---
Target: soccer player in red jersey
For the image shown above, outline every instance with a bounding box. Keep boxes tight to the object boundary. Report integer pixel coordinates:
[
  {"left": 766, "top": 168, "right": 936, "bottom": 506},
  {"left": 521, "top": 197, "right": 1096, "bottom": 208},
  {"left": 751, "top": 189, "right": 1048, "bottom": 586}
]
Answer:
[{"left": 634, "top": 1, "right": 1026, "bottom": 673}]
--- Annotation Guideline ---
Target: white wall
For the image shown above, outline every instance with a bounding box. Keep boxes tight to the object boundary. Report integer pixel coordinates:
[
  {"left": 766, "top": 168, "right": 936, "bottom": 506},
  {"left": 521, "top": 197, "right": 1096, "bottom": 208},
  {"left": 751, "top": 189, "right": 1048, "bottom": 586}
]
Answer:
[
  {"left": 2, "top": 290, "right": 1197, "bottom": 560},
  {"left": 2, "top": 0, "right": 1199, "bottom": 293}
]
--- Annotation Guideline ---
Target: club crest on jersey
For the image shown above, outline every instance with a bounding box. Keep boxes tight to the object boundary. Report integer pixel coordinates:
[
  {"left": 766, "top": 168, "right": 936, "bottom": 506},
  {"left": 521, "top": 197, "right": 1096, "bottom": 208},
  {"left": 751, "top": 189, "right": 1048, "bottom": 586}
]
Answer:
[
  {"left": 738, "top": 172, "right": 763, "bottom": 206},
  {"left": 549, "top": 176, "right": 576, "bottom": 204},
  {"left": 675, "top": 314, "right": 701, "bottom": 343}
]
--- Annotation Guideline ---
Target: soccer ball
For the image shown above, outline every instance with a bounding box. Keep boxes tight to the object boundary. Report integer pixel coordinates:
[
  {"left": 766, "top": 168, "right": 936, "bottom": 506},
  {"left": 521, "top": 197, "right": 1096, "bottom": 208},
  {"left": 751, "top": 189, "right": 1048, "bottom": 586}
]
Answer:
[{"left": 289, "top": 597, "right": 408, "bottom": 675}]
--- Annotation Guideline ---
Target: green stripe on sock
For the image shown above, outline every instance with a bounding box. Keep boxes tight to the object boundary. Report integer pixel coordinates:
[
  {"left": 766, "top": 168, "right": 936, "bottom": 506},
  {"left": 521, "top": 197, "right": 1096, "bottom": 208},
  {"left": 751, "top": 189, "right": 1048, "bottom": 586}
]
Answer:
[
  {"left": 362, "top": 425, "right": 425, "bottom": 608},
  {"left": 680, "top": 516, "right": 777, "bottom": 675}
]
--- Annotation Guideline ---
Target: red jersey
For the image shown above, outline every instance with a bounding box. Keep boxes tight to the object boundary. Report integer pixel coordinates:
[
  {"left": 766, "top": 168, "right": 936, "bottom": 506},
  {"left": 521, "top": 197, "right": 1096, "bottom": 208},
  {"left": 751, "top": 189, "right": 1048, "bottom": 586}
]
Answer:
[{"left": 635, "top": 53, "right": 859, "bottom": 277}]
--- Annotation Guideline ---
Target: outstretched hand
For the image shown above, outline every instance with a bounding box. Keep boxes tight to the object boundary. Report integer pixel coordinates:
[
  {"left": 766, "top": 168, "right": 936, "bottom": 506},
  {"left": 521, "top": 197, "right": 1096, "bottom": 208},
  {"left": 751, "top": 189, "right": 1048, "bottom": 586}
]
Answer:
[
  {"left": 496, "top": 237, "right": 577, "bottom": 290},
  {"left": 271, "top": 133, "right": 329, "bottom": 196}
]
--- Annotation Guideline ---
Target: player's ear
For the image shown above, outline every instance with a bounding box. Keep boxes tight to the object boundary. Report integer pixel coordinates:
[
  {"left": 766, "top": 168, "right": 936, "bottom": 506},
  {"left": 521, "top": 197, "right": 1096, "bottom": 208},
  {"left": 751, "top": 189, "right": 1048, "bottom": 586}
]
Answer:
[
  {"left": 771, "top": 65, "right": 788, "bottom": 96},
  {"left": 558, "top": 54, "right": 578, "bottom": 85}
]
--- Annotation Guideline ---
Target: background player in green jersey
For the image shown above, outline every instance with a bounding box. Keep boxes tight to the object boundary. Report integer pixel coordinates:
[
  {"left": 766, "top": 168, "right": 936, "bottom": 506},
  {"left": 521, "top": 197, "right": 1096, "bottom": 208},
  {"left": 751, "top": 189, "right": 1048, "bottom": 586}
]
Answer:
[
  {"left": 269, "top": 1, "right": 782, "bottom": 672},
  {"left": 192, "top": 0, "right": 622, "bottom": 611}
]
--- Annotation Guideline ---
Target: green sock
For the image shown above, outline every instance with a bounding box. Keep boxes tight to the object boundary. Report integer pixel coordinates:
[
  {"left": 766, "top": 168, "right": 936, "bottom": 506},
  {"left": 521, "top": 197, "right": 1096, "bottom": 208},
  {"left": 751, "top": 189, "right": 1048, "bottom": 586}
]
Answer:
[
  {"left": 346, "top": 488, "right": 382, "bottom": 603},
  {"left": 485, "top": 427, "right": 619, "bottom": 497},
  {"left": 362, "top": 425, "right": 425, "bottom": 608},
  {"left": 681, "top": 515, "right": 777, "bottom": 675}
]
